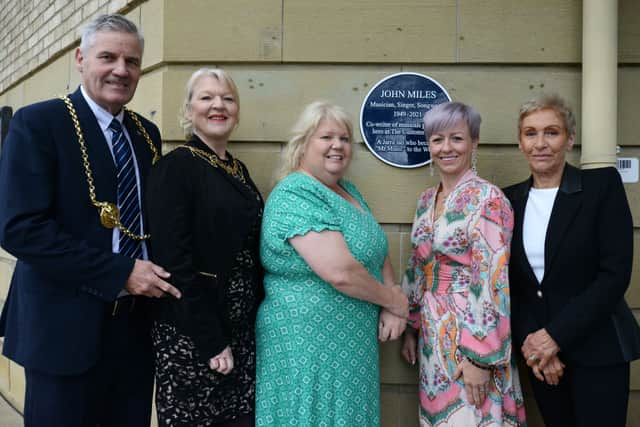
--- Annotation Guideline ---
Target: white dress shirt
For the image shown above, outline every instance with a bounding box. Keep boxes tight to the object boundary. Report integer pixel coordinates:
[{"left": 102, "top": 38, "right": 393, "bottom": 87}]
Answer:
[{"left": 80, "top": 85, "right": 149, "bottom": 262}]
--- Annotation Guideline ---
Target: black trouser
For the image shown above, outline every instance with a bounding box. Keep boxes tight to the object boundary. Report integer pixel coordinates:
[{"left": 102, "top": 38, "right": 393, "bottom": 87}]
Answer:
[
  {"left": 24, "top": 300, "right": 153, "bottom": 427},
  {"left": 529, "top": 361, "right": 629, "bottom": 427}
]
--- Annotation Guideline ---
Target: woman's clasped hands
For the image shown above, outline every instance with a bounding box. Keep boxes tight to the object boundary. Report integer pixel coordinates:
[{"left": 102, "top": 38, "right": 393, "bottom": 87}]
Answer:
[
  {"left": 379, "top": 285, "right": 409, "bottom": 342},
  {"left": 522, "top": 328, "right": 564, "bottom": 385}
]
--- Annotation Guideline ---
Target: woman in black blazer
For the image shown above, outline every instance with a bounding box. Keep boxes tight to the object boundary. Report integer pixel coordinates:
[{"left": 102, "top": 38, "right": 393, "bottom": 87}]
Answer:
[
  {"left": 146, "top": 68, "right": 263, "bottom": 427},
  {"left": 504, "top": 93, "right": 640, "bottom": 426}
]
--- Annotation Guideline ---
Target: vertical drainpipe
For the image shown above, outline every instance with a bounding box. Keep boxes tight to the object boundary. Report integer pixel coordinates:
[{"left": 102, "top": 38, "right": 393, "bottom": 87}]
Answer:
[{"left": 581, "top": 0, "right": 618, "bottom": 169}]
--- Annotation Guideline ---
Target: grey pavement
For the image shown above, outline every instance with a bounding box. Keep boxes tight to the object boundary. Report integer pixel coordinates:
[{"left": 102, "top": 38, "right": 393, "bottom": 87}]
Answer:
[{"left": 0, "top": 394, "right": 21, "bottom": 427}]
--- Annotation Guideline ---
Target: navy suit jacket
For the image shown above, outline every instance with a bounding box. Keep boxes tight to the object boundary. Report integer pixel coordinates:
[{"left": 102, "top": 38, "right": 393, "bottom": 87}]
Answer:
[
  {"left": 504, "top": 163, "right": 640, "bottom": 367},
  {"left": 0, "top": 88, "right": 161, "bottom": 375}
]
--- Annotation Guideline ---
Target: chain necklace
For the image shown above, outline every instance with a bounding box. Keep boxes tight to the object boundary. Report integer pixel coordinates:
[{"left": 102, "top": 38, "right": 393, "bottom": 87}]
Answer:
[
  {"left": 60, "top": 95, "right": 160, "bottom": 240},
  {"left": 179, "top": 145, "right": 245, "bottom": 183}
]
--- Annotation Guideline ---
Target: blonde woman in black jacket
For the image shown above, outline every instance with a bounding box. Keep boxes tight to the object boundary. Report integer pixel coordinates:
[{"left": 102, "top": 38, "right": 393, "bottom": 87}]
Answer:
[
  {"left": 504, "top": 93, "right": 640, "bottom": 427},
  {"left": 146, "top": 68, "right": 263, "bottom": 427}
]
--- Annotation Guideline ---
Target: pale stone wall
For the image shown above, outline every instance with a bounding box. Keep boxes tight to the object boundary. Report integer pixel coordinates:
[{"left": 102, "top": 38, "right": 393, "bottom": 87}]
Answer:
[{"left": 1, "top": 1, "right": 640, "bottom": 425}]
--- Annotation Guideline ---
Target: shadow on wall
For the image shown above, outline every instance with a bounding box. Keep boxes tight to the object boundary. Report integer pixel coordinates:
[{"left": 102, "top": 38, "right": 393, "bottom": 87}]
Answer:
[{"left": 0, "top": 106, "right": 12, "bottom": 149}]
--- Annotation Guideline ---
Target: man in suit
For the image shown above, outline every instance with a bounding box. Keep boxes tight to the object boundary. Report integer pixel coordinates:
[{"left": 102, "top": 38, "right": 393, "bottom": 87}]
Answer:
[{"left": 0, "top": 14, "right": 181, "bottom": 427}]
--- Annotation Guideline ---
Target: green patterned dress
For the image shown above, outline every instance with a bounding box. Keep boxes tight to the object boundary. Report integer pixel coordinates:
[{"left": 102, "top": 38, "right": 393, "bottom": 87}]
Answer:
[{"left": 255, "top": 172, "right": 388, "bottom": 426}]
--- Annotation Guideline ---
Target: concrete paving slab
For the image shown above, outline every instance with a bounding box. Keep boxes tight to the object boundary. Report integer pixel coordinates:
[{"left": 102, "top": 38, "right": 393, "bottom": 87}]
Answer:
[{"left": 0, "top": 394, "right": 21, "bottom": 427}]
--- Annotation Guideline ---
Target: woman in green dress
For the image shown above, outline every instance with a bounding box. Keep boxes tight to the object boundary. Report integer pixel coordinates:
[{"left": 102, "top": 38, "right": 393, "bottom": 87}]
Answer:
[{"left": 255, "top": 101, "right": 408, "bottom": 426}]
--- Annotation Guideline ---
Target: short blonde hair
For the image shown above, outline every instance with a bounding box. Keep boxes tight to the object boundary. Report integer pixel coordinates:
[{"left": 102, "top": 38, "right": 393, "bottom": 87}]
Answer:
[
  {"left": 180, "top": 68, "right": 240, "bottom": 138},
  {"left": 276, "top": 101, "right": 354, "bottom": 181},
  {"left": 518, "top": 93, "right": 576, "bottom": 137}
]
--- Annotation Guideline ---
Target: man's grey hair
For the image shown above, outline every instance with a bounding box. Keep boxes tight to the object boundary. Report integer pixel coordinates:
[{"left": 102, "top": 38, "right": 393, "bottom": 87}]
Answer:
[{"left": 80, "top": 14, "right": 144, "bottom": 54}]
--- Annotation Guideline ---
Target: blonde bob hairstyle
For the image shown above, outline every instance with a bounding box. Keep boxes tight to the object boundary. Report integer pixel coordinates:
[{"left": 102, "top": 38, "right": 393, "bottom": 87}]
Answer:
[
  {"left": 518, "top": 93, "right": 576, "bottom": 138},
  {"left": 276, "top": 101, "right": 354, "bottom": 182},
  {"left": 179, "top": 68, "right": 240, "bottom": 138}
]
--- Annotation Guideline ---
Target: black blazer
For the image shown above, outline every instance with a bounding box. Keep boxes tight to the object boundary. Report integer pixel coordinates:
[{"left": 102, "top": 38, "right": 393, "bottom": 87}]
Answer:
[
  {"left": 504, "top": 163, "right": 640, "bottom": 366},
  {"left": 0, "top": 88, "right": 161, "bottom": 374},
  {"left": 145, "top": 136, "right": 263, "bottom": 362}
]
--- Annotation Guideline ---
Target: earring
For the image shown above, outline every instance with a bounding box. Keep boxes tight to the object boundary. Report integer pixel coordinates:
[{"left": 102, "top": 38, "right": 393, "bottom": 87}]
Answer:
[
  {"left": 429, "top": 161, "right": 434, "bottom": 177},
  {"left": 471, "top": 149, "right": 478, "bottom": 174}
]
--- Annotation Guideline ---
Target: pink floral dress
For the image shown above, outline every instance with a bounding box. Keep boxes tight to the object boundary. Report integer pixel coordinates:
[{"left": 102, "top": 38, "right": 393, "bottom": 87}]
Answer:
[{"left": 402, "top": 170, "right": 526, "bottom": 426}]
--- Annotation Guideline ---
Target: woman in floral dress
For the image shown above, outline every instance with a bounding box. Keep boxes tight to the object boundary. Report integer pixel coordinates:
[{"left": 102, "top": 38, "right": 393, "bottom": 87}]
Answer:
[{"left": 401, "top": 102, "right": 526, "bottom": 426}]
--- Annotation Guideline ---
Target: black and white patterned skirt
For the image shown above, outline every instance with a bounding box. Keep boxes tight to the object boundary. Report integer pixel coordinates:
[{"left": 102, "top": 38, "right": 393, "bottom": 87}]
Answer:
[{"left": 152, "top": 321, "right": 256, "bottom": 426}]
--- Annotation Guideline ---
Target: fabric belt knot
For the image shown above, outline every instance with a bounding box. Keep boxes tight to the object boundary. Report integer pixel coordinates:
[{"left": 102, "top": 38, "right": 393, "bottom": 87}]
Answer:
[{"left": 109, "top": 118, "right": 143, "bottom": 259}]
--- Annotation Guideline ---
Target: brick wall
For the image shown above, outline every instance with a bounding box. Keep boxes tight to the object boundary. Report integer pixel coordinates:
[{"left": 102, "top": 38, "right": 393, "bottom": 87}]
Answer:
[{"left": 0, "top": 0, "right": 137, "bottom": 94}]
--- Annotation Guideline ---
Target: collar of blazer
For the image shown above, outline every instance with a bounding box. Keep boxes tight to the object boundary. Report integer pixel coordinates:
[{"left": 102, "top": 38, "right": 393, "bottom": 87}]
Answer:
[
  {"left": 63, "top": 89, "right": 157, "bottom": 239},
  {"left": 68, "top": 89, "right": 119, "bottom": 204},
  {"left": 511, "top": 162, "right": 583, "bottom": 286},
  {"left": 511, "top": 162, "right": 582, "bottom": 201},
  {"left": 183, "top": 136, "right": 259, "bottom": 202},
  {"left": 544, "top": 164, "right": 583, "bottom": 274}
]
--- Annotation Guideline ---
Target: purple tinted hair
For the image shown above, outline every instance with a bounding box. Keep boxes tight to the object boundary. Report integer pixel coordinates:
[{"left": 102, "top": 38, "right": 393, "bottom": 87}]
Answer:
[{"left": 423, "top": 102, "right": 481, "bottom": 140}]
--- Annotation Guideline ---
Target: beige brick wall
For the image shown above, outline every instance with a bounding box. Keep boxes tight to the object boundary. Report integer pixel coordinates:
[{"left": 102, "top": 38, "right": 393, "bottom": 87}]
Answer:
[
  {"left": 0, "top": 0, "right": 136, "bottom": 94},
  {"left": 1, "top": 1, "right": 640, "bottom": 426}
]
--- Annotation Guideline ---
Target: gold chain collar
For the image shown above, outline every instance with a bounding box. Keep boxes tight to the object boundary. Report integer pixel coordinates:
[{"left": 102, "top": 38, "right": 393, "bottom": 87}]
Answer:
[
  {"left": 60, "top": 95, "right": 160, "bottom": 240},
  {"left": 179, "top": 145, "right": 245, "bottom": 183}
]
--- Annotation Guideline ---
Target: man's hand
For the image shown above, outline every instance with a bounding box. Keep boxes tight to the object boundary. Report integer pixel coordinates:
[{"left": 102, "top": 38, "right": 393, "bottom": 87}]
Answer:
[
  {"left": 378, "top": 309, "right": 406, "bottom": 342},
  {"left": 124, "top": 259, "right": 181, "bottom": 298}
]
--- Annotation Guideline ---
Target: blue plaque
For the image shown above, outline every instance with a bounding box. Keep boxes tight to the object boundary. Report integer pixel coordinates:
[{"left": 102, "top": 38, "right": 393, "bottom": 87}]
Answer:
[{"left": 360, "top": 72, "right": 451, "bottom": 168}]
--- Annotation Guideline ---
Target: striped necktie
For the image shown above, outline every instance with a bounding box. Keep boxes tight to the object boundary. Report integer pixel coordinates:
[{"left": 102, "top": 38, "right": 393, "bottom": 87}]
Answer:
[{"left": 109, "top": 118, "right": 143, "bottom": 259}]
